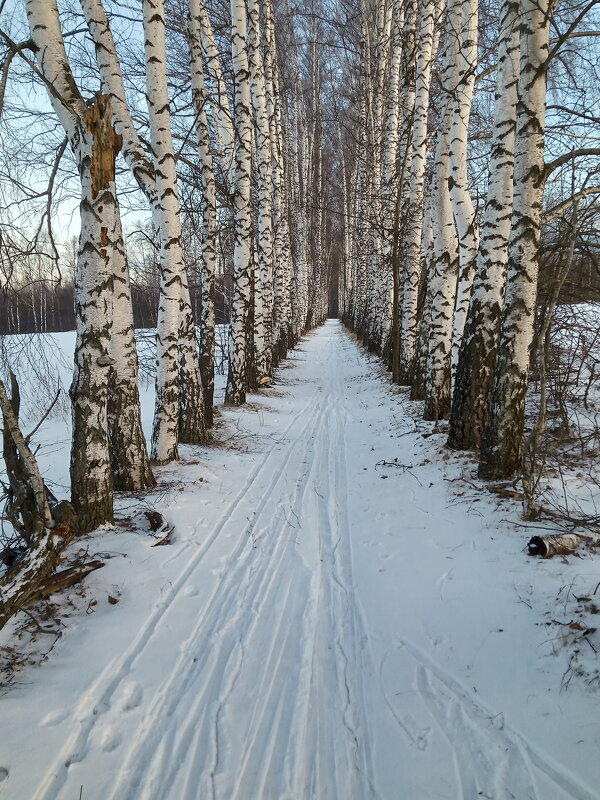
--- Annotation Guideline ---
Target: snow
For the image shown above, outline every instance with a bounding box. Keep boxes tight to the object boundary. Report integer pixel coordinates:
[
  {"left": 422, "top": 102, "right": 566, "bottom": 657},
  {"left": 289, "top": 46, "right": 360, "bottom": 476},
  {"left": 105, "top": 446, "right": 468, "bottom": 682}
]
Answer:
[{"left": 1, "top": 320, "right": 600, "bottom": 799}]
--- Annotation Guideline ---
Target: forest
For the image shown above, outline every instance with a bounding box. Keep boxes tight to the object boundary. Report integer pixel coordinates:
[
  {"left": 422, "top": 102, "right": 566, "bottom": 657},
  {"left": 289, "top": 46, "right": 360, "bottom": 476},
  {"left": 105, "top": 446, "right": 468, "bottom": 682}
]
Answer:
[{"left": 0, "top": 0, "right": 599, "bottom": 797}]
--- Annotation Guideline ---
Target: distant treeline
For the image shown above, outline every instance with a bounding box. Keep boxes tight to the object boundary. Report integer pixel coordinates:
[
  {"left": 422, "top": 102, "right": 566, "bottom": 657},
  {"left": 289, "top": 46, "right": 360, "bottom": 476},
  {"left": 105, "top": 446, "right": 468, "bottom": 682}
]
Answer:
[
  {"left": 0, "top": 284, "right": 229, "bottom": 335},
  {"left": 0, "top": 256, "right": 596, "bottom": 336}
]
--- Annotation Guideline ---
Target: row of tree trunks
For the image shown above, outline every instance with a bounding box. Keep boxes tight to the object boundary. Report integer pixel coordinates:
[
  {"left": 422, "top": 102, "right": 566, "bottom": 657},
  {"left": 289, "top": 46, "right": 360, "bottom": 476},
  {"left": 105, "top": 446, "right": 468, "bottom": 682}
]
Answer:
[
  {"left": 342, "top": 0, "right": 558, "bottom": 483},
  {"left": 14, "top": 0, "right": 330, "bottom": 549},
  {"left": 24, "top": 0, "right": 154, "bottom": 532}
]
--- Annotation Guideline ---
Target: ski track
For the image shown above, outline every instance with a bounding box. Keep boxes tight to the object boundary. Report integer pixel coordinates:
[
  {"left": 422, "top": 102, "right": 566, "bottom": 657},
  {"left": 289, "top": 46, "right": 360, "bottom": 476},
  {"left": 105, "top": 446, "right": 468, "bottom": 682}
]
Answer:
[
  {"left": 28, "top": 322, "right": 598, "bottom": 800},
  {"left": 33, "top": 325, "right": 377, "bottom": 800},
  {"left": 392, "top": 639, "right": 599, "bottom": 800}
]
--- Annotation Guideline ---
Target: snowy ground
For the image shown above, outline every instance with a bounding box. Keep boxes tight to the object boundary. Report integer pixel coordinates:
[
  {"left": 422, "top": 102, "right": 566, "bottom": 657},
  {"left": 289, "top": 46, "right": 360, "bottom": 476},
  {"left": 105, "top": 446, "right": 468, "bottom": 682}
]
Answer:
[{"left": 1, "top": 320, "right": 600, "bottom": 799}]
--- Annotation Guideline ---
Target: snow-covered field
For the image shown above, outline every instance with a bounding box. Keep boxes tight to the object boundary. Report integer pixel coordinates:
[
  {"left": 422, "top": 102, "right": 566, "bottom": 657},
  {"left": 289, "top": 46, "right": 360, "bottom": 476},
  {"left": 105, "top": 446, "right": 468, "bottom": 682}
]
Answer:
[{"left": 1, "top": 320, "right": 600, "bottom": 799}]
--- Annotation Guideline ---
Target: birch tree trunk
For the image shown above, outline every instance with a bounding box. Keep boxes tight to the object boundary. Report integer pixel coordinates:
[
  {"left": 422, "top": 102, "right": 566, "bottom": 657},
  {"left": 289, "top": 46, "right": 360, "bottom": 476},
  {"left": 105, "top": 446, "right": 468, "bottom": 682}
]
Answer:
[
  {"left": 225, "top": 0, "right": 253, "bottom": 406},
  {"left": 479, "top": 0, "right": 554, "bottom": 478},
  {"left": 398, "top": 0, "right": 438, "bottom": 384},
  {"left": 82, "top": 0, "right": 205, "bottom": 456},
  {"left": 70, "top": 100, "right": 117, "bottom": 529},
  {"left": 448, "top": 0, "right": 519, "bottom": 450},
  {"left": 387, "top": 0, "right": 417, "bottom": 366},
  {"left": 189, "top": 0, "right": 217, "bottom": 427},
  {"left": 352, "top": 13, "right": 372, "bottom": 339},
  {"left": 423, "top": 101, "right": 458, "bottom": 420},
  {"left": 142, "top": 0, "right": 205, "bottom": 459},
  {"left": 366, "top": 0, "right": 391, "bottom": 351},
  {"left": 247, "top": 0, "right": 274, "bottom": 378},
  {"left": 0, "top": 374, "right": 53, "bottom": 537},
  {"left": 410, "top": 200, "right": 435, "bottom": 399},
  {"left": 24, "top": 0, "right": 119, "bottom": 531},
  {"left": 264, "top": 0, "right": 292, "bottom": 360},
  {"left": 379, "top": 0, "right": 404, "bottom": 356},
  {"left": 33, "top": 0, "right": 153, "bottom": 496},
  {"left": 447, "top": 0, "right": 478, "bottom": 373},
  {"left": 108, "top": 209, "right": 156, "bottom": 489},
  {"left": 191, "top": 0, "right": 235, "bottom": 187}
]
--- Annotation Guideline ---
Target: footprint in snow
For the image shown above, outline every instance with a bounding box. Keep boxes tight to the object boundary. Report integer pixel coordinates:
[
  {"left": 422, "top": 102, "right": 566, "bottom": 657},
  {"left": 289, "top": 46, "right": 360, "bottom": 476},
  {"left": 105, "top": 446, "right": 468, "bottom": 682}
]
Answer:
[
  {"left": 436, "top": 568, "right": 454, "bottom": 586},
  {"left": 64, "top": 747, "right": 87, "bottom": 767},
  {"left": 119, "top": 681, "right": 143, "bottom": 712},
  {"left": 100, "top": 725, "right": 122, "bottom": 753},
  {"left": 39, "top": 709, "right": 69, "bottom": 727}
]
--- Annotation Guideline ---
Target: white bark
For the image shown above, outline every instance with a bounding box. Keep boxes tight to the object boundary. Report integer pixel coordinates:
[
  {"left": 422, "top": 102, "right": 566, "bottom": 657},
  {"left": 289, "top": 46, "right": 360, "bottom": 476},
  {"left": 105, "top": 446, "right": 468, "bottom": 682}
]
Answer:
[
  {"left": 378, "top": 0, "right": 405, "bottom": 353},
  {"left": 448, "top": 0, "right": 519, "bottom": 450},
  {"left": 480, "top": 0, "right": 554, "bottom": 478},
  {"left": 247, "top": 0, "right": 274, "bottom": 378},
  {"left": 410, "top": 198, "right": 434, "bottom": 399},
  {"left": 398, "top": 0, "right": 439, "bottom": 382},
  {"left": 24, "top": 0, "right": 117, "bottom": 531},
  {"left": 0, "top": 377, "right": 53, "bottom": 532},
  {"left": 191, "top": 0, "right": 236, "bottom": 187},
  {"left": 366, "top": 0, "right": 392, "bottom": 349},
  {"left": 143, "top": 0, "right": 204, "bottom": 460},
  {"left": 447, "top": 0, "right": 479, "bottom": 374},
  {"left": 79, "top": 0, "right": 154, "bottom": 489},
  {"left": 108, "top": 210, "right": 155, "bottom": 489},
  {"left": 225, "top": 0, "right": 253, "bottom": 405},
  {"left": 189, "top": 0, "right": 217, "bottom": 426},
  {"left": 424, "top": 99, "right": 458, "bottom": 420},
  {"left": 82, "top": 0, "right": 204, "bottom": 458},
  {"left": 264, "top": 0, "right": 292, "bottom": 358},
  {"left": 79, "top": 0, "right": 158, "bottom": 204}
]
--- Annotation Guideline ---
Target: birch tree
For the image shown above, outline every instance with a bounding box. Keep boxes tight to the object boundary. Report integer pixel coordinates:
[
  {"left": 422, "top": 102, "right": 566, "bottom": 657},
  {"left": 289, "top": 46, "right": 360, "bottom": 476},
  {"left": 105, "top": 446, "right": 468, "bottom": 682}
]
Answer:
[
  {"left": 189, "top": 0, "right": 235, "bottom": 186},
  {"left": 225, "top": 0, "right": 253, "bottom": 405},
  {"left": 108, "top": 212, "right": 156, "bottom": 490},
  {"left": 398, "top": 0, "right": 439, "bottom": 384},
  {"left": 378, "top": 0, "right": 405, "bottom": 360},
  {"left": 422, "top": 0, "right": 478, "bottom": 420},
  {"left": 479, "top": 0, "right": 555, "bottom": 478},
  {"left": 189, "top": 0, "right": 218, "bottom": 427},
  {"left": 446, "top": 0, "right": 478, "bottom": 371},
  {"left": 247, "top": 0, "right": 274, "bottom": 378},
  {"left": 143, "top": 0, "right": 205, "bottom": 459},
  {"left": 423, "top": 100, "right": 458, "bottom": 420},
  {"left": 448, "top": 0, "right": 519, "bottom": 450},
  {"left": 22, "top": 0, "right": 120, "bottom": 531},
  {"left": 264, "top": 0, "right": 293, "bottom": 359},
  {"left": 81, "top": 0, "right": 205, "bottom": 462}
]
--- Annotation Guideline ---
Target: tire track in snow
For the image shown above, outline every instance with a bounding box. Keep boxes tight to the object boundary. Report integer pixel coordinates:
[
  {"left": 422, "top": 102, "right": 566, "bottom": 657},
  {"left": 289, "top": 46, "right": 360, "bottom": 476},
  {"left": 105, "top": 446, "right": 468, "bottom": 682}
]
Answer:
[{"left": 33, "top": 379, "right": 324, "bottom": 800}]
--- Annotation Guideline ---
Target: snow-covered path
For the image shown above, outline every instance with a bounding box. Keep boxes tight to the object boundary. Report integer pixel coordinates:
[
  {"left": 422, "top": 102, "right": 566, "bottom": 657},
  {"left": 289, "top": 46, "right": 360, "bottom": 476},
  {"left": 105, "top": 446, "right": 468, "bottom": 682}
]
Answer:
[{"left": 2, "top": 321, "right": 600, "bottom": 800}]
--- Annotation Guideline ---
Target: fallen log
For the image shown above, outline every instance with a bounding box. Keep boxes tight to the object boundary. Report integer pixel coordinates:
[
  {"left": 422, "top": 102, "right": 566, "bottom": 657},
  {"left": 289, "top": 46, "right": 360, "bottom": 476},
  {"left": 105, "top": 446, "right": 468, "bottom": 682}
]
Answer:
[
  {"left": 528, "top": 533, "right": 589, "bottom": 558},
  {"left": 0, "top": 373, "right": 104, "bottom": 631},
  {"left": 36, "top": 560, "right": 105, "bottom": 598},
  {"left": 0, "top": 541, "right": 104, "bottom": 630}
]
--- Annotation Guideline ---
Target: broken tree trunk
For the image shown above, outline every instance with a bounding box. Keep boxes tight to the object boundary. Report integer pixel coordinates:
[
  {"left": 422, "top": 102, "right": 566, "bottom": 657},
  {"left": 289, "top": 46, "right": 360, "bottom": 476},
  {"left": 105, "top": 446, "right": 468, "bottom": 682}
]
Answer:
[
  {"left": 0, "top": 372, "right": 53, "bottom": 543},
  {"left": 0, "top": 373, "right": 103, "bottom": 631}
]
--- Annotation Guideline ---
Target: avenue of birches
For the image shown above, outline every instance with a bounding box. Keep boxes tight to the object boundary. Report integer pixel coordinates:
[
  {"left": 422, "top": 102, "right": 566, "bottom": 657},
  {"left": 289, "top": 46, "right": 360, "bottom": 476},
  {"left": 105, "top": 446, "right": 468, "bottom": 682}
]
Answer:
[{"left": 0, "top": 0, "right": 598, "bottom": 621}]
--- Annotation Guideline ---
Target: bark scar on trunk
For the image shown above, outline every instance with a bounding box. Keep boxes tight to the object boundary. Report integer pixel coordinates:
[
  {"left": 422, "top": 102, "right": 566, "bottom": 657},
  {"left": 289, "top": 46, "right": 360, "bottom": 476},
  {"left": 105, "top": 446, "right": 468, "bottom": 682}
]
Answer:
[{"left": 84, "top": 93, "right": 123, "bottom": 199}]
